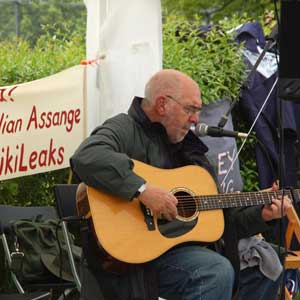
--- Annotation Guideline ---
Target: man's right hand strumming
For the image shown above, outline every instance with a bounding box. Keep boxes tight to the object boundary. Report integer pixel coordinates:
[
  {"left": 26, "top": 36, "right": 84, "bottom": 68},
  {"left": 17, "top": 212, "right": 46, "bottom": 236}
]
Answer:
[{"left": 137, "top": 184, "right": 178, "bottom": 221}]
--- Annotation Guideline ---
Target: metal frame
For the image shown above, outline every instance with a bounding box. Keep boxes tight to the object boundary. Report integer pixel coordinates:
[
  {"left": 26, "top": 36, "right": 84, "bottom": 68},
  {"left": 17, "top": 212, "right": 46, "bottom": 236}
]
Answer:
[{"left": 0, "top": 232, "right": 50, "bottom": 299}]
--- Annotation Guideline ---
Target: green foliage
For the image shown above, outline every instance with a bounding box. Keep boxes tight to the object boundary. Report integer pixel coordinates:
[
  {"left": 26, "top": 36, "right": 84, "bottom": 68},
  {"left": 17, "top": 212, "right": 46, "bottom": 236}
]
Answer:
[
  {"left": 0, "top": 181, "right": 18, "bottom": 203},
  {"left": 238, "top": 137, "right": 260, "bottom": 192},
  {"left": 161, "top": 0, "right": 275, "bottom": 24},
  {"left": 0, "top": 0, "right": 86, "bottom": 45},
  {"left": 0, "top": 24, "right": 85, "bottom": 86},
  {"left": 163, "top": 15, "right": 247, "bottom": 104},
  {"left": 233, "top": 112, "right": 260, "bottom": 192},
  {"left": 0, "top": 169, "right": 70, "bottom": 207}
]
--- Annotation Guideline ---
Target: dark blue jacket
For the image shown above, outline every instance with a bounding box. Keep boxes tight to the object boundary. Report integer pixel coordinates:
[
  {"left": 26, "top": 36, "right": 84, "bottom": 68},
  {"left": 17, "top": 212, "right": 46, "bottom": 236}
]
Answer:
[{"left": 236, "top": 21, "right": 300, "bottom": 189}]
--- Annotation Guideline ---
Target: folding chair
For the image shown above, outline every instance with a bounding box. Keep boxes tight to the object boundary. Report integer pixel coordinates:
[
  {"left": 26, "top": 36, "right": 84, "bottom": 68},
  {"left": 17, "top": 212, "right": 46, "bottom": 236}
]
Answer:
[
  {"left": 53, "top": 184, "right": 82, "bottom": 293},
  {"left": 0, "top": 204, "right": 76, "bottom": 300}
]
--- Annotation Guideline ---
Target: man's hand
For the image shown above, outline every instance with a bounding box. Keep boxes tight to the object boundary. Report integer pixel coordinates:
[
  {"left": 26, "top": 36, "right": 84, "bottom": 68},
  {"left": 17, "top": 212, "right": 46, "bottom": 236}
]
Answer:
[
  {"left": 262, "top": 196, "right": 292, "bottom": 221},
  {"left": 261, "top": 180, "right": 292, "bottom": 221},
  {"left": 137, "top": 184, "right": 178, "bottom": 221}
]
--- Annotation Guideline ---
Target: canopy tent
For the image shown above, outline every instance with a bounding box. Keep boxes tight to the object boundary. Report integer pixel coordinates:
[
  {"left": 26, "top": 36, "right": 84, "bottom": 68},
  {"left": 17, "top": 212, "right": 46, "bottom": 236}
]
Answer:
[{"left": 84, "top": 0, "right": 162, "bottom": 134}]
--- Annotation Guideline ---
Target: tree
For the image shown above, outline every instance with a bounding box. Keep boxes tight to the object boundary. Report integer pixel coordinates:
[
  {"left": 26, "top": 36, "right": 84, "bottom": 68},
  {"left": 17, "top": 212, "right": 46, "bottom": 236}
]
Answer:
[
  {"left": 0, "top": 0, "right": 86, "bottom": 45},
  {"left": 161, "top": 0, "right": 275, "bottom": 25}
]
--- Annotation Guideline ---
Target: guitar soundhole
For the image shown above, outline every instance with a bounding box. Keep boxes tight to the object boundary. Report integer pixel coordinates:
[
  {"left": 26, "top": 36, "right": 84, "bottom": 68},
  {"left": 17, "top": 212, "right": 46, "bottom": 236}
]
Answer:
[
  {"left": 157, "top": 187, "right": 198, "bottom": 238},
  {"left": 157, "top": 188, "right": 198, "bottom": 238},
  {"left": 175, "top": 191, "right": 196, "bottom": 218}
]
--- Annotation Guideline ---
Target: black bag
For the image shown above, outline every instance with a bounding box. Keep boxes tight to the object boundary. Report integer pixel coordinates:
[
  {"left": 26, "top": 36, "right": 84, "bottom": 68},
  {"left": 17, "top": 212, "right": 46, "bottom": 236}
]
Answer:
[{"left": 8, "top": 215, "right": 75, "bottom": 282}]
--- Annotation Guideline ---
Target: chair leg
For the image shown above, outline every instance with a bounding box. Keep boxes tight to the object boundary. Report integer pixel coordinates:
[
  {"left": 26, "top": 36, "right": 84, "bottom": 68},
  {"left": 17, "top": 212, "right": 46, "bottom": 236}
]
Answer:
[
  {"left": 56, "top": 288, "right": 76, "bottom": 300},
  {"left": 31, "top": 292, "right": 51, "bottom": 300},
  {"left": 1, "top": 234, "right": 25, "bottom": 294},
  {"left": 61, "top": 221, "right": 81, "bottom": 292}
]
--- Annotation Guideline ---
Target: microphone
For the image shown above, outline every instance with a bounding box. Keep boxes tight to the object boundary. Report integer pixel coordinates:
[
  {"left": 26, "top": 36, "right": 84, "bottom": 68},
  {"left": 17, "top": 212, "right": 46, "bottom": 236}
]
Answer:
[{"left": 194, "top": 123, "right": 248, "bottom": 139}]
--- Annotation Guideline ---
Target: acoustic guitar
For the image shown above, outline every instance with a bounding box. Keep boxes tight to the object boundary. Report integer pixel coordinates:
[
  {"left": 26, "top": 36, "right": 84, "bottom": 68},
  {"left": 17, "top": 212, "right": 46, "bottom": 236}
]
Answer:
[{"left": 86, "top": 160, "right": 297, "bottom": 264}]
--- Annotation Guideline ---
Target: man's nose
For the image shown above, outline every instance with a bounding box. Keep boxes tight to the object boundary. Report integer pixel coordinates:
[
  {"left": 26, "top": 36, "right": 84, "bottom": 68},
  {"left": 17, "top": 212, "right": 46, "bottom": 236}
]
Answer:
[{"left": 189, "top": 112, "right": 199, "bottom": 124}]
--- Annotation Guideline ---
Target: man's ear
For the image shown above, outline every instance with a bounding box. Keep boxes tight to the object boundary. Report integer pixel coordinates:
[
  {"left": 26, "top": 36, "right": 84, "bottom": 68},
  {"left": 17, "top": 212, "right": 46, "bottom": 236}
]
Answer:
[{"left": 155, "top": 96, "right": 166, "bottom": 115}]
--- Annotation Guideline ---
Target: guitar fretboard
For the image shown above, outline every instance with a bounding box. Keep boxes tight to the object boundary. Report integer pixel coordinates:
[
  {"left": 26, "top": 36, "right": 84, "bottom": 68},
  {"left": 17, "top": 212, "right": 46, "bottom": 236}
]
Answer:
[{"left": 196, "top": 189, "right": 300, "bottom": 211}]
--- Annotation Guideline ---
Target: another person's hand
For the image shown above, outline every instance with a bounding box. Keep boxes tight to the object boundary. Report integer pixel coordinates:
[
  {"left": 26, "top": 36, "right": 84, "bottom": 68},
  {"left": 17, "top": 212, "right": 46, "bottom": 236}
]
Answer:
[
  {"left": 137, "top": 184, "right": 178, "bottom": 221},
  {"left": 261, "top": 180, "right": 292, "bottom": 221},
  {"left": 262, "top": 195, "right": 292, "bottom": 221}
]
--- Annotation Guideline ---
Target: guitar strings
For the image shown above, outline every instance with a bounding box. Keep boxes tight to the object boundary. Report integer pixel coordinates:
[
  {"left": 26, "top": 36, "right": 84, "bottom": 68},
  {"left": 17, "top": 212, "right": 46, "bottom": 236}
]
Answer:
[{"left": 171, "top": 189, "right": 294, "bottom": 201}]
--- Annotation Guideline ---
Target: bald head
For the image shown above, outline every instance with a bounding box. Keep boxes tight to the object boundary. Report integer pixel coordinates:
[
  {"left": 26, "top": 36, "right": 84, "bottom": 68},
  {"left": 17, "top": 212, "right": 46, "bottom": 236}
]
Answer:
[
  {"left": 142, "top": 69, "right": 202, "bottom": 143},
  {"left": 144, "top": 69, "right": 200, "bottom": 106}
]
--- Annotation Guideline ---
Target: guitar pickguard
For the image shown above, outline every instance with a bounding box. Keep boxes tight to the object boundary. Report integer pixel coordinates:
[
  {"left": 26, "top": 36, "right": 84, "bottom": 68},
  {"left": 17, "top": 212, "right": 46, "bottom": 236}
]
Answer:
[
  {"left": 157, "top": 218, "right": 198, "bottom": 238},
  {"left": 157, "top": 187, "right": 198, "bottom": 238}
]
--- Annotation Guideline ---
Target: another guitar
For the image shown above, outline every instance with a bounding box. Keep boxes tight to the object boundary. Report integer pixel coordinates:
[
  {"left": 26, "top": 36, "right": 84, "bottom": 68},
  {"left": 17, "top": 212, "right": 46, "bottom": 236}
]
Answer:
[{"left": 87, "top": 160, "right": 297, "bottom": 263}]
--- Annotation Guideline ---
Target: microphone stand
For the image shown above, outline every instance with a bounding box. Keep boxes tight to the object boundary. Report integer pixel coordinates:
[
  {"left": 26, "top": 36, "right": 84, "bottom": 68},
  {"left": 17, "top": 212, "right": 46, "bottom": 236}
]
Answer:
[{"left": 217, "top": 24, "right": 278, "bottom": 128}]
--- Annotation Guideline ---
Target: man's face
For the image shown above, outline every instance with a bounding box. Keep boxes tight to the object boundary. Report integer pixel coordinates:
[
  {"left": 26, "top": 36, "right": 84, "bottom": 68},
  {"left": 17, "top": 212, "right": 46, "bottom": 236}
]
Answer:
[{"left": 161, "top": 88, "right": 202, "bottom": 144}]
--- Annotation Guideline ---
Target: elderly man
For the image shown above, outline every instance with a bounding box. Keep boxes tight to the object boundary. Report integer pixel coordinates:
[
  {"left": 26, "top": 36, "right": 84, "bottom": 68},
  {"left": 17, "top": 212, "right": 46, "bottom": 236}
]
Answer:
[{"left": 71, "top": 69, "right": 290, "bottom": 300}]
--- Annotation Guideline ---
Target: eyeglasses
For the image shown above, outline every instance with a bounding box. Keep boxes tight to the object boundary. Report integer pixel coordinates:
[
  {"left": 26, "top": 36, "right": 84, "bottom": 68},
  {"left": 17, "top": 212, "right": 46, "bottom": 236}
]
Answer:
[{"left": 165, "top": 95, "right": 201, "bottom": 116}]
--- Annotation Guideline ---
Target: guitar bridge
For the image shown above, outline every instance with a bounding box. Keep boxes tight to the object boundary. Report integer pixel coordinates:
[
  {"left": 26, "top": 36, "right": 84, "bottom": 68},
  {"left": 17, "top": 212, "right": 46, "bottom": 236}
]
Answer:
[{"left": 140, "top": 203, "right": 155, "bottom": 231}]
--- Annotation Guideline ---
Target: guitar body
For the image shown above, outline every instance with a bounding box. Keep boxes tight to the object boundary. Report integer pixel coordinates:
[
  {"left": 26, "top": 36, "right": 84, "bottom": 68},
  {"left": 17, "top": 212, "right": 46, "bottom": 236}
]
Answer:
[{"left": 87, "top": 160, "right": 224, "bottom": 263}]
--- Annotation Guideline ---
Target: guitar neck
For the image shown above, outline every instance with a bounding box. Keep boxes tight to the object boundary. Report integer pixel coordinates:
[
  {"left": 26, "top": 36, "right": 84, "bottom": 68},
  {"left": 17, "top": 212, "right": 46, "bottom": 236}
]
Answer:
[{"left": 197, "top": 189, "right": 299, "bottom": 211}]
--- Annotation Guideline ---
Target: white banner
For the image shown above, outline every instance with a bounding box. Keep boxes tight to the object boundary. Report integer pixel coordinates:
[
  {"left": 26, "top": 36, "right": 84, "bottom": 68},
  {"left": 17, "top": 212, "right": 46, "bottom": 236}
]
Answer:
[{"left": 0, "top": 65, "right": 85, "bottom": 180}]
